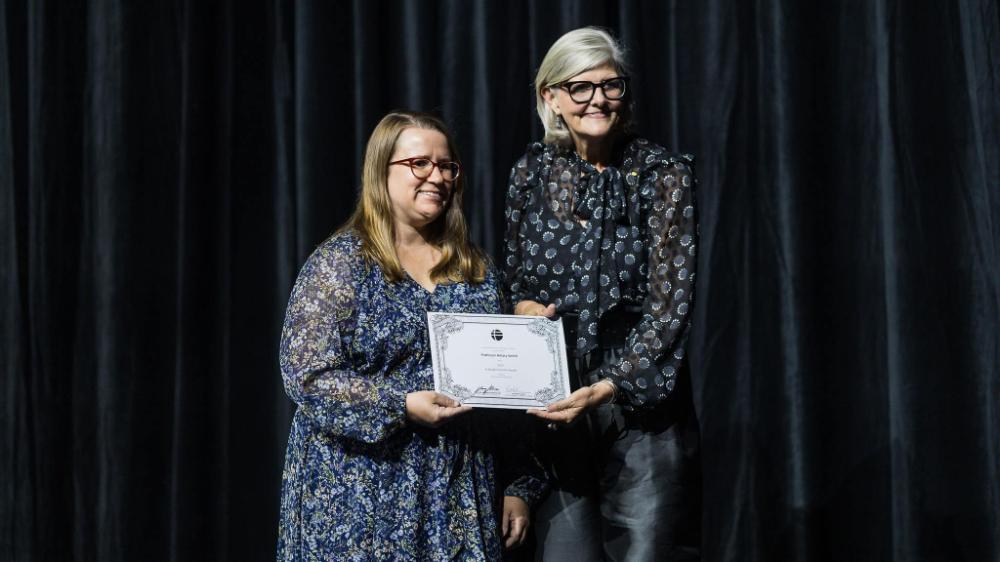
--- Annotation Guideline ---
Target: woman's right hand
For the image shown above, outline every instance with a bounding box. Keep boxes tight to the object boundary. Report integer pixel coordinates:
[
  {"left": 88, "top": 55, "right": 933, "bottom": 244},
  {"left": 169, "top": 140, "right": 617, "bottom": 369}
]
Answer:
[
  {"left": 514, "top": 300, "right": 556, "bottom": 317},
  {"left": 404, "top": 391, "right": 472, "bottom": 428}
]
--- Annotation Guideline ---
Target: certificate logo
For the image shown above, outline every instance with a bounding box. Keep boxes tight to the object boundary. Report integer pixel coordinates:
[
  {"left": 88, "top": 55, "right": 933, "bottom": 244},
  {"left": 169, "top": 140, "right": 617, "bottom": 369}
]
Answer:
[{"left": 490, "top": 329, "right": 504, "bottom": 341}]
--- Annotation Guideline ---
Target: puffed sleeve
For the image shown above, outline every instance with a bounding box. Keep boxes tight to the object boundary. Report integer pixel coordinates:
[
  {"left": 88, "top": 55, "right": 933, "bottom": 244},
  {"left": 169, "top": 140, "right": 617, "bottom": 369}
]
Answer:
[
  {"left": 599, "top": 155, "right": 697, "bottom": 408},
  {"left": 502, "top": 145, "right": 541, "bottom": 311},
  {"left": 279, "top": 239, "right": 407, "bottom": 443}
]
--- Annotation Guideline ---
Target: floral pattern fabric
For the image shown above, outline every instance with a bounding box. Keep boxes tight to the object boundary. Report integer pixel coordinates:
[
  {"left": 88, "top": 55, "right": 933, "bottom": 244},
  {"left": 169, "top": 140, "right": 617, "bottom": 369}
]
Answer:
[
  {"left": 503, "top": 138, "right": 698, "bottom": 409},
  {"left": 277, "top": 231, "right": 545, "bottom": 561}
]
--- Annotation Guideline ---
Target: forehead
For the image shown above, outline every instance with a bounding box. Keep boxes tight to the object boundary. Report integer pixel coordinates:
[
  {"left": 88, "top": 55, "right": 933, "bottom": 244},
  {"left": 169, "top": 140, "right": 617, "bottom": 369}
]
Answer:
[
  {"left": 566, "top": 64, "right": 619, "bottom": 83},
  {"left": 393, "top": 127, "right": 450, "bottom": 157}
]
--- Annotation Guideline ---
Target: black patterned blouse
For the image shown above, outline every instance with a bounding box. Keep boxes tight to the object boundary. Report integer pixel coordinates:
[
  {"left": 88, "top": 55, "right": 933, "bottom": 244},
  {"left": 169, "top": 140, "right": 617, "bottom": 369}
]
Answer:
[{"left": 503, "top": 138, "right": 697, "bottom": 410}]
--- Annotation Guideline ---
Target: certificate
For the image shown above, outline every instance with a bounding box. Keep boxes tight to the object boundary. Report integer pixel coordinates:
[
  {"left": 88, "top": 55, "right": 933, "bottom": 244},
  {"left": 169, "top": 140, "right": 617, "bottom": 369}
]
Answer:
[{"left": 426, "top": 312, "right": 571, "bottom": 409}]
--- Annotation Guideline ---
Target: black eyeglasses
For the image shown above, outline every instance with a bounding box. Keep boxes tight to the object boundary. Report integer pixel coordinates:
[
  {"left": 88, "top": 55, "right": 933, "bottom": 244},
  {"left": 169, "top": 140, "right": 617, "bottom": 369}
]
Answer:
[
  {"left": 557, "top": 76, "right": 630, "bottom": 104},
  {"left": 389, "top": 157, "right": 461, "bottom": 181}
]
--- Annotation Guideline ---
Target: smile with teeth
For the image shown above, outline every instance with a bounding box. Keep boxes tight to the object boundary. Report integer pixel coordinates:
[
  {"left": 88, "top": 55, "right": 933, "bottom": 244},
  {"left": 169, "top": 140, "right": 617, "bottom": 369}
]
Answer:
[{"left": 416, "top": 188, "right": 446, "bottom": 201}]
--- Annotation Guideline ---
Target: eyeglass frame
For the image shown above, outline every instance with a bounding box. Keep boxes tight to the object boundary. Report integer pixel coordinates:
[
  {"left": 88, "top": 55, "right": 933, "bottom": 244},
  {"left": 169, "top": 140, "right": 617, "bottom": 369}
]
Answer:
[
  {"left": 556, "top": 76, "right": 630, "bottom": 104},
  {"left": 389, "top": 157, "right": 461, "bottom": 181}
]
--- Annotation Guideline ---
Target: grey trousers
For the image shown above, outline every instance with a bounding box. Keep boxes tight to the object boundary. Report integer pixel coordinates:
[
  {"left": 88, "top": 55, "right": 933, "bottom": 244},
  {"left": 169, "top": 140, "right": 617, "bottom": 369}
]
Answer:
[{"left": 531, "top": 353, "right": 701, "bottom": 562}]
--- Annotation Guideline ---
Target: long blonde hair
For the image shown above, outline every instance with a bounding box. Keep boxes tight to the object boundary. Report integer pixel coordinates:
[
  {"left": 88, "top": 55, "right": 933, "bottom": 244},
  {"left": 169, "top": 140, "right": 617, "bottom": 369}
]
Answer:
[
  {"left": 341, "top": 111, "right": 486, "bottom": 284},
  {"left": 535, "top": 27, "right": 633, "bottom": 146}
]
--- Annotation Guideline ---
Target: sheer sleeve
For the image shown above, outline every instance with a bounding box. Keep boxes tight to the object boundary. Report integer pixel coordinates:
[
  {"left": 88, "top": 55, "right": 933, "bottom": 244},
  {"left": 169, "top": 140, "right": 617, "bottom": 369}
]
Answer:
[
  {"left": 502, "top": 147, "right": 540, "bottom": 311},
  {"left": 279, "top": 240, "right": 407, "bottom": 443},
  {"left": 599, "top": 156, "right": 698, "bottom": 408}
]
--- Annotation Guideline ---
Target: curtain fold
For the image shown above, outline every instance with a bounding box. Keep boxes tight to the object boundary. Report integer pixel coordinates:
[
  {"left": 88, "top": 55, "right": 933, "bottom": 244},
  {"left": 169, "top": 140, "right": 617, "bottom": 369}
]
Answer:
[{"left": 2, "top": 1, "right": 997, "bottom": 560}]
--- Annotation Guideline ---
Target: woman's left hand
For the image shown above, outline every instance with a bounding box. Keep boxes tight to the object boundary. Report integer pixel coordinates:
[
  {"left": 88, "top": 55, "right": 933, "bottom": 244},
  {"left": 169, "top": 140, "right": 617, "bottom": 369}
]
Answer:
[
  {"left": 526, "top": 383, "right": 614, "bottom": 426},
  {"left": 501, "top": 495, "right": 530, "bottom": 550}
]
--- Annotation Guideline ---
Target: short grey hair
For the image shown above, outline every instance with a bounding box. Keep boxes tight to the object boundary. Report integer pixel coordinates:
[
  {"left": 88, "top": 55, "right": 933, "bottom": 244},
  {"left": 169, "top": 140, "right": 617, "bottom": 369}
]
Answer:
[{"left": 534, "top": 27, "right": 633, "bottom": 146}]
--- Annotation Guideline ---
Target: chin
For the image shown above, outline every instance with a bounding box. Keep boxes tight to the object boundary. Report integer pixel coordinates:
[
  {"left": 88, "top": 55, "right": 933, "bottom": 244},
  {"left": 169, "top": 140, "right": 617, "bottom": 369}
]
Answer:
[
  {"left": 416, "top": 207, "right": 446, "bottom": 223},
  {"left": 591, "top": 126, "right": 615, "bottom": 138}
]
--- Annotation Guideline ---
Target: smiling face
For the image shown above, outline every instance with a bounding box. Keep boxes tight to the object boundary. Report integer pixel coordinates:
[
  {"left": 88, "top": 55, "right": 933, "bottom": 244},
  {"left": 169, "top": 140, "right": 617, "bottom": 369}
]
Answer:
[
  {"left": 386, "top": 127, "right": 454, "bottom": 232},
  {"left": 543, "top": 64, "right": 624, "bottom": 148}
]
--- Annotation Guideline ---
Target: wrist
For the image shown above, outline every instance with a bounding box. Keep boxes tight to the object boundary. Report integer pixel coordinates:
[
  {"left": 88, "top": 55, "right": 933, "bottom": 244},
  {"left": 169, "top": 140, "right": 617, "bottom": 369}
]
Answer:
[
  {"left": 403, "top": 391, "right": 425, "bottom": 423},
  {"left": 589, "top": 379, "right": 617, "bottom": 406},
  {"left": 403, "top": 393, "right": 414, "bottom": 420}
]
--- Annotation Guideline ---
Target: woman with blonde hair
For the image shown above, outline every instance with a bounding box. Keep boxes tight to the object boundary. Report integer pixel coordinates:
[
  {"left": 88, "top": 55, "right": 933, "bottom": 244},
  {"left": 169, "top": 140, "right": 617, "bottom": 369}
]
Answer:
[
  {"left": 504, "top": 28, "right": 701, "bottom": 560},
  {"left": 277, "top": 111, "right": 545, "bottom": 560}
]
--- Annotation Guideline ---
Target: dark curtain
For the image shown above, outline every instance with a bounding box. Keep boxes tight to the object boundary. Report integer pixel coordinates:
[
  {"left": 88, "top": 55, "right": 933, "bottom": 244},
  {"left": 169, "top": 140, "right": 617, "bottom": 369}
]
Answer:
[{"left": 2, "top": 1, "right": 997, "bottom": 560}]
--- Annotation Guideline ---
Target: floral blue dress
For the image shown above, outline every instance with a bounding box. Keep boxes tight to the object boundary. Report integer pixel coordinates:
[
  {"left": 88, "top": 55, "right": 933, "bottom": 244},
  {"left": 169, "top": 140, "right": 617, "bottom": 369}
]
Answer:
[{"left": 277, "top": 231, "right": 545, "bottom": 561}]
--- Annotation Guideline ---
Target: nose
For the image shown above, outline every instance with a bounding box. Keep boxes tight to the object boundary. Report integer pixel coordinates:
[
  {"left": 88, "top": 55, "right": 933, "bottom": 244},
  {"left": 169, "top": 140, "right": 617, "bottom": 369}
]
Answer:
[
  {"left": 426, "top": 163, "right": 446, "bottom": 185},
  {"left": 590, "top": 86, "right": 609, "bottom": 105}
]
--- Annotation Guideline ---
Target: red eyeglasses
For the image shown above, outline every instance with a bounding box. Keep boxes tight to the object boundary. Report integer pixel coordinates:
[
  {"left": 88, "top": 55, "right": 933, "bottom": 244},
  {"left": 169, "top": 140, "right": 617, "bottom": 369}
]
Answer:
[{"left": 389, "top": 157, "right": 461, "bottom": 181}]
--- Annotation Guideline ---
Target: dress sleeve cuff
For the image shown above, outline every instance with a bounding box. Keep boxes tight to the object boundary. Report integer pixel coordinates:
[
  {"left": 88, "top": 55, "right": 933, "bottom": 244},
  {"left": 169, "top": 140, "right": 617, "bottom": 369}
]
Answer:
[
  {"left": 503, "top": 476, "right": 548, "bottom": 508},
  {"left": 377, "top": 386, "right": 409, "bottom": 436}
]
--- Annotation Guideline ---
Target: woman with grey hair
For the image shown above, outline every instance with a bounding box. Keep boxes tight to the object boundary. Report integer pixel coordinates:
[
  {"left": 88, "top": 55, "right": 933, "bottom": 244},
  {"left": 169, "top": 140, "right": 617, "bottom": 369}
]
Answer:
[{"left": 503, "top": 27, "right": 701, "bottom": 560}]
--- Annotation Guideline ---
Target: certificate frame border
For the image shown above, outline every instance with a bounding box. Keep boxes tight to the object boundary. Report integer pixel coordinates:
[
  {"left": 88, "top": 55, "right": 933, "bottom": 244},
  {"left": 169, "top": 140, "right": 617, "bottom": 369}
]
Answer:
[{"left": 427, "top": 312, "right": 570, "bottom": 409}]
